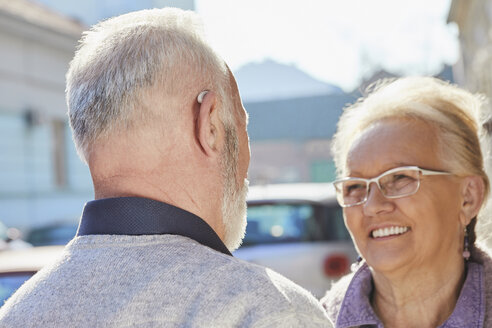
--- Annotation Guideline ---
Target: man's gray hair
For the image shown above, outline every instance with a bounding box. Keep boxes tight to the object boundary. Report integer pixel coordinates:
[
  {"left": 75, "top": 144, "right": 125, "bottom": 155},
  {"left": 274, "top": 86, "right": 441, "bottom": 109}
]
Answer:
[{"left": 66, "top": 8, "right": 234, "bottom": 162}]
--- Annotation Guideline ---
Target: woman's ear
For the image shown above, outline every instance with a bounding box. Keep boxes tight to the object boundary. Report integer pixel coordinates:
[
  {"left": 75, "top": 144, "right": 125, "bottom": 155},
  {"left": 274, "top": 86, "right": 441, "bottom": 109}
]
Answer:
[
  {"left": 459, "top": 176, "right": 485, "bottom": 226},
  {"left": 196, "top": 91, "right": 221, "bottom": 157}
]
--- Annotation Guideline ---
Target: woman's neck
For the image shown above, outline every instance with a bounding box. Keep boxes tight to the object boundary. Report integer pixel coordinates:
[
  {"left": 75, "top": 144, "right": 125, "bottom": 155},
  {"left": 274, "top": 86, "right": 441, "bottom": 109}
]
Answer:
[{"left": 371, "top": 258, "right": 466, "bottom": 328}]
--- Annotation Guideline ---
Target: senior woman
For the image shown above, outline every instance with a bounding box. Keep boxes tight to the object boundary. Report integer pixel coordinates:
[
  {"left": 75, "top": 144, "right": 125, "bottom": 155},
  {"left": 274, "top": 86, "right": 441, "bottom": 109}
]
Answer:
[{"left": 321, "top": 77, "right": 492, "bottom": 327}]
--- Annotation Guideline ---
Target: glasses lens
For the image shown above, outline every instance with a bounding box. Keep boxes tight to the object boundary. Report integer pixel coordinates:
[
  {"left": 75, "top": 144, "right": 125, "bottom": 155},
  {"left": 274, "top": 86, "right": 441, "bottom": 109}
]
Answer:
[
  {"left": 334, "top": 168, "right": 421, "bottom": 206},
  {"left": 379, "top": 168, "right": 419, "bottom": 197},
  {"left": 335, "top": 180, "right": 367, "bottom": 206}
]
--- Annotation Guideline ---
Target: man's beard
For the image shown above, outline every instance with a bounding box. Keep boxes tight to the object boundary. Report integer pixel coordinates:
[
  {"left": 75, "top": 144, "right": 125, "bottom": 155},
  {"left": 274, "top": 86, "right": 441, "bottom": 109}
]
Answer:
[{"left": 220, "top": 126, "right": 248, "bottom": 251}]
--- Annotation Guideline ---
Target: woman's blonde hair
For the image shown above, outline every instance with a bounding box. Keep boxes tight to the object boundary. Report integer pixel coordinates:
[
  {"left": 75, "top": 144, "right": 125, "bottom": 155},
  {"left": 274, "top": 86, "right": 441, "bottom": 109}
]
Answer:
[{"left": 332, "top": 76, "right": 491, "bottom": 245}]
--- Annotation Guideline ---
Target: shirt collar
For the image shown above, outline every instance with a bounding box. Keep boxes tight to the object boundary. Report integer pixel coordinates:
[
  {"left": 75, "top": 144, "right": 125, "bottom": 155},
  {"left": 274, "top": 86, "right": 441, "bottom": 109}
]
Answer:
[
  {"left": 76, "top": 197, "right": 232, "bottom": 256},
  {"left": 336, "top": 263, "right": 381, "bottom": 328},
  {"left": 441, "top": 261, "right": 484, "bottom": 327},
  {"left": 336, "top": 261, "right": 484, "bottom": 328}
]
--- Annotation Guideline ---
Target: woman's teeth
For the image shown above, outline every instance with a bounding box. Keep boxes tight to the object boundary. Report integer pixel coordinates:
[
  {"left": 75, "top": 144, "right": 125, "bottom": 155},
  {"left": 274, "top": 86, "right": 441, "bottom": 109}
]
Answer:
[{"left": 372, "top": 226, "right": 409, "bottom": 238}]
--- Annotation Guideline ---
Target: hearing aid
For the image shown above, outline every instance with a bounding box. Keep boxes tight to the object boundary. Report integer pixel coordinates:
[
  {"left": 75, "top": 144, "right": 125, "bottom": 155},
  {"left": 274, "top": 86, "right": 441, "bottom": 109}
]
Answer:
[{"left": 197, "top": 90, "right": 209, "bottom": 104}]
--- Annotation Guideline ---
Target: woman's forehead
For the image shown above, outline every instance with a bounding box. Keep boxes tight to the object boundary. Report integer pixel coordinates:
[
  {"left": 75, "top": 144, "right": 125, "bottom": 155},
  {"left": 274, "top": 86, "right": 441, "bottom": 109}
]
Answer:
[{"left": 345, "top": 118, "right": 442, "bottom": 176}]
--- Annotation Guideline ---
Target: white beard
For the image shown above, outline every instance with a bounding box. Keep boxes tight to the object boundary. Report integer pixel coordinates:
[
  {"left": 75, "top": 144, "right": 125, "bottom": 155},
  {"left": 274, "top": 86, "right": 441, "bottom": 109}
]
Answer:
[
  {"left": 220, "top": 125, "right": 248, "bottom": 251},
  {"left": 222, "top": 178, "right": 249, "bottom": 251}
]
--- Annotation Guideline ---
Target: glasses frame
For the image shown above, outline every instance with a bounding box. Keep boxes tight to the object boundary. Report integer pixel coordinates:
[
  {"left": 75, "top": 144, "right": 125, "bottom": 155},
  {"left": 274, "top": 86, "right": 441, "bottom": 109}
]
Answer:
[{"left": 333, "top": 166, "right": 452, "bottom": 207}]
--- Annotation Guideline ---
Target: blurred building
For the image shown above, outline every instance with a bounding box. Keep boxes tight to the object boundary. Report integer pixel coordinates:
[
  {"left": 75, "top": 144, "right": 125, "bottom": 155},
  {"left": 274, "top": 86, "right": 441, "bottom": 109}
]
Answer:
[
  {"left": 0, "top": 0, "right": 198, "bottom": 231},
  {"left": 448, "top": 0, "right": 492, "bottom": 136},
  {"left": 448, "top": 0, "right": 492, "bottom": 99},
  {"left": 245, "top": 94, "right": 356, "bottom": 184},
  {"left": 239, "top": 60, "right": 454, "bottom": 185},
  {"left": 0, "top": 0, "right": 91, "bottom": 229},
  {"left": 236, "top": 60, "right": 356, "bottom": 185},
  {"left": 448, "top": 0, "right": 492, "bottom": 246}
]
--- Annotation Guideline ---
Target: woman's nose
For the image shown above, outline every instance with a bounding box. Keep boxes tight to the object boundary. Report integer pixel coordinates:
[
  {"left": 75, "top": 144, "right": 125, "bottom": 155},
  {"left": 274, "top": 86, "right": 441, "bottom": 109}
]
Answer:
[{"left": 362, "top": 182, "right": 394, "bottom": 216}]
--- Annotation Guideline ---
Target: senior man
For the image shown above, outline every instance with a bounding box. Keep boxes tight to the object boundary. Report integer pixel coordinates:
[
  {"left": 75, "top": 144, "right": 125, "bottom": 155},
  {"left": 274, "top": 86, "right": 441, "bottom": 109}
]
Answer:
[{"left": 0, "top": 8, "right": 331, "bottom": 328}]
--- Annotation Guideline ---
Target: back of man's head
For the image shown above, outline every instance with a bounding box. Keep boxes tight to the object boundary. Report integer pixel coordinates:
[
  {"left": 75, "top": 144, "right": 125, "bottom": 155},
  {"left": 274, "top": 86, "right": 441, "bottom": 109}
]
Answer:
[
  {"left": 65, "top": 8, "right": 249, "bottom": 251},
  {"left": 66, "top": 8, "right": 234, "bottom": 163}
]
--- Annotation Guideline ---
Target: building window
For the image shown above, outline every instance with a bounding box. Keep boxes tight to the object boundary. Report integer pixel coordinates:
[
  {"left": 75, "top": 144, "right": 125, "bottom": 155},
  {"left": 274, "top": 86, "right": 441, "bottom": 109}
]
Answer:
[
  {"left": 52, "top": 120, "right": 66, "bottom": 188},
  {"left": 310, "top": 160, "right": 336, "bottom": 183}
]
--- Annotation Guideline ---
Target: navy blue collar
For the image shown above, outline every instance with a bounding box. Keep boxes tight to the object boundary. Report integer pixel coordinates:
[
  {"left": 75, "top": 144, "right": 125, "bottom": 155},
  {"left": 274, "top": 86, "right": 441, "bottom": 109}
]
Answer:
[{"left": 76, "top": 197, "right": 232, "bottom": 256}]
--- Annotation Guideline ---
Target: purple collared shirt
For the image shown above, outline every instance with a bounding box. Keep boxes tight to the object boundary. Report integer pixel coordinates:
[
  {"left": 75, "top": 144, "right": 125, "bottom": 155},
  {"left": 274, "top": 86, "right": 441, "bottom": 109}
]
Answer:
[{"left": 335, "top": 261, "right": 485, "bottom": 328}]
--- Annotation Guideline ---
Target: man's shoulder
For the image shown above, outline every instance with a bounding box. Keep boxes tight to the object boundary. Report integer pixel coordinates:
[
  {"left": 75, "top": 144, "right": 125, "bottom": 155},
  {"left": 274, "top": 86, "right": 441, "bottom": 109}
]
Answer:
[
  {"left": 0, "top": 236, "right": 333, "bottom": 327},
  {"left": 220, "top": 254, "right": 315, "bottom": 299},
  {"left": 83, "top": 235, "right": 333, "bottom": 326},
  {"left": 194, "top": 253, "right": 332, "bottom": 327}
]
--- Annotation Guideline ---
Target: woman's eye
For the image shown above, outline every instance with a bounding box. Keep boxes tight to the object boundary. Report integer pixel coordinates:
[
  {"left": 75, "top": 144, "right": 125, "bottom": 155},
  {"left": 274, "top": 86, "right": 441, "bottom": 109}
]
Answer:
[
  {"left": 346, "top": 183, "right": 365, "bottom": 194},
  {"left": 393, "top": 174, "right": 411, "bottom": 181}
]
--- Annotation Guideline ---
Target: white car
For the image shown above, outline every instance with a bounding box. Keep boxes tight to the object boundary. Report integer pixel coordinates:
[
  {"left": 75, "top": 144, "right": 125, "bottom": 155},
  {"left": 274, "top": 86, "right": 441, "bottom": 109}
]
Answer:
[
  {"left": 0, "top": 245, "right": 64, "bottom": 304},
  {"left": 234, "top": 183, "right": 358, "bottom": 298}
]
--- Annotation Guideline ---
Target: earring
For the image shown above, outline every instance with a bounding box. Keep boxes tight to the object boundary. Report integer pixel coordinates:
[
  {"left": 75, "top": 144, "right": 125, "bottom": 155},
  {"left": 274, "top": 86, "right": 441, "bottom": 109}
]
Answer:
[
  {"left": 463, "top": 227, "right": 470, "bottom": 261},
  {"left": 351, "top": 255, "right": 363, "bottom": 272}
]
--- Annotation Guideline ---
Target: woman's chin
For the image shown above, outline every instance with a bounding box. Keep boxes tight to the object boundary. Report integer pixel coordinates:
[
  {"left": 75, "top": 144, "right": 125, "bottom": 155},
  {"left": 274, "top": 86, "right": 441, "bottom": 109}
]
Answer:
[{"left": 364, "top": 249, "right": 413, "bottom": 275}]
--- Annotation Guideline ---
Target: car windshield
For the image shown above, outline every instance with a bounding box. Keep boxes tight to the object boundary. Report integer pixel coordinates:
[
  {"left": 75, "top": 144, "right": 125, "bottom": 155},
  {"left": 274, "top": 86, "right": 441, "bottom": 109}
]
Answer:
[
  {"left": 0, "top": 272, "right": 34, "bottom": 304},
  {"left": 242, "top": 203, "right": 349, "bottom": 246},
  {"left": 27, "top": 225, "right": 77, "bottom": 246}
]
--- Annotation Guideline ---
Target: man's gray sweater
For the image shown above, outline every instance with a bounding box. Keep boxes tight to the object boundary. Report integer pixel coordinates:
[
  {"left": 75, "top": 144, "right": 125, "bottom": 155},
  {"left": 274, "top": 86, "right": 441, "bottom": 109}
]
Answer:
[{"left": 0, "top": 235, "right": 332, "bottom": 327}]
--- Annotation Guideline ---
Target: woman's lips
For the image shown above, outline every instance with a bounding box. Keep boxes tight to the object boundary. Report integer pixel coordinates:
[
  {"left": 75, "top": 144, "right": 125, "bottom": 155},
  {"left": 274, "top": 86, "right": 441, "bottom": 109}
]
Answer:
[{"left": 371, "top": 226, "right": 410, "bottom": 238}]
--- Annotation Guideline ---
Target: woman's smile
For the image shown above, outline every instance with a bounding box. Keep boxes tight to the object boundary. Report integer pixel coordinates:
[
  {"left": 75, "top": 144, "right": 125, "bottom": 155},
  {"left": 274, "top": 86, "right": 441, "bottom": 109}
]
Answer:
[{"left": 370, "top": 225, "right": 410, "bottom": 239}]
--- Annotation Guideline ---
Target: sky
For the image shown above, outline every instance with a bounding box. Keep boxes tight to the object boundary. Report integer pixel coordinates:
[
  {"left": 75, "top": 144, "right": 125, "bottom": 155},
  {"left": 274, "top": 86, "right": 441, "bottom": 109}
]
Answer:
[
  {"left": 36, "top": 0, "right": 460, "bottom": 92},
  {"left": 196, "top": 0, "right": 459, "bottom": 91}
]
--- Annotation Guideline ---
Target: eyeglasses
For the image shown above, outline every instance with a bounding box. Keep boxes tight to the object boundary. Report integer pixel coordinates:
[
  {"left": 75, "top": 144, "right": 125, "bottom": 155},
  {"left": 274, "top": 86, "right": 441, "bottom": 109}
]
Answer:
[{"left": 333, "top": 166, "right": 452, "bottom": 207}]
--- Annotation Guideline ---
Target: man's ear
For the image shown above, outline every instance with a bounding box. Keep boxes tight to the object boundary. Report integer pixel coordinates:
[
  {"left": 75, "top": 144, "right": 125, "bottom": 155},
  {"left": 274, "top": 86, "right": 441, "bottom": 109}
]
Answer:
[
  {"left": 196, "top": 91, "right": 221, "bottom": 156},
  {"left": 459, "top": 176, "right": 485, "bottom": 226}
]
